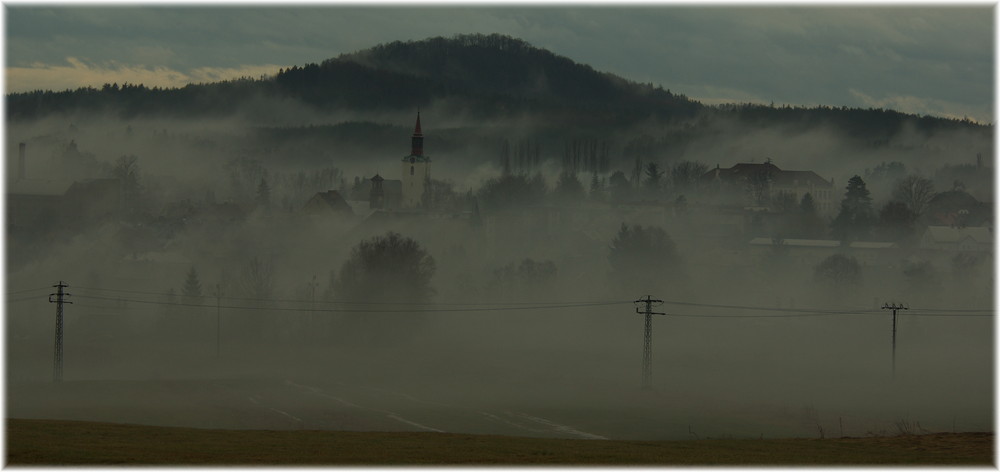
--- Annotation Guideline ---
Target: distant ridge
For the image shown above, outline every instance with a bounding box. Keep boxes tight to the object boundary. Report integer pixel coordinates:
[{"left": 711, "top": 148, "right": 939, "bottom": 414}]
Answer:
[{"left": 5, "top": 33, "right": 990, "bottom": 142}]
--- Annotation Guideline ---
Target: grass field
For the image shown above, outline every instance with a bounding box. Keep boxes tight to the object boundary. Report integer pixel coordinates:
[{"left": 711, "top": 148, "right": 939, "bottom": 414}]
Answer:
[{"left": 6, "top": 418, "right": 994, "bottom": 465}]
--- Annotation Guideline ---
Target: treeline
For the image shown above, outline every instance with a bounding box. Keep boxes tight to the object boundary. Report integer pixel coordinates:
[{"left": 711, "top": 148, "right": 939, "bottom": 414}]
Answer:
[
  {"left": 6, "top": 33, "right": 990, "bottom": 141},
  {"left": 707, "top": 102, "right": 990, "bottom": 143}
]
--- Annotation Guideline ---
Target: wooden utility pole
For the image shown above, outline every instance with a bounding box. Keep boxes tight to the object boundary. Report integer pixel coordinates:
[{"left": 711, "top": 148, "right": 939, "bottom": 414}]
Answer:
[{"left": 882, "top": 302, "right": 908, "bottom": 377}]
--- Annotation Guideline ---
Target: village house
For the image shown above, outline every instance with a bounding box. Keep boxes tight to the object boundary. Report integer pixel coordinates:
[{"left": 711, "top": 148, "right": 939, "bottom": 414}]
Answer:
[{"left": 919, "top": 226, "right": 992, "bottom": 253}]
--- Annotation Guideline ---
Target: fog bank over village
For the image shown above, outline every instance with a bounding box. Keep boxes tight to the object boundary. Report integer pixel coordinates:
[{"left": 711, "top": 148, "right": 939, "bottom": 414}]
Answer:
[{"left": 5, "top": 22, "right": 994, "bottom": 443}]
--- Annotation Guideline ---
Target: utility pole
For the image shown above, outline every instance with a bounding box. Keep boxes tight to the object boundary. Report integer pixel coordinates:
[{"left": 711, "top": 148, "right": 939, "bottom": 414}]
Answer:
[
  {"left": 214, "top": 284, "right": 223, "bottom": 358},
  {"left": 308, "top": 275, "right": 318, "bottom": 333},
  {"left": 882, "top": 302, "right": 908, "bottom": 377},
  {"left": 634, "top": 295, "right": 665, "bottom": 390},
  {"left": 48, "top": 281, "right": 71, "bottom": 383}
]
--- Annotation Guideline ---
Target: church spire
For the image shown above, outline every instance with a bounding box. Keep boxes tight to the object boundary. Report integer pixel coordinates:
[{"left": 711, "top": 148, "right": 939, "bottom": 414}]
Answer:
[{"left": 410, "top": 111, "right": 423, "bottom": 156}]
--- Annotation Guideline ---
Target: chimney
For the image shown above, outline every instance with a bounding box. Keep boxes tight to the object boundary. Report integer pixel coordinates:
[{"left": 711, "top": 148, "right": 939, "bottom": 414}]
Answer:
[{"left": 17, "top": 142, "right": 25, "bottom": 180}]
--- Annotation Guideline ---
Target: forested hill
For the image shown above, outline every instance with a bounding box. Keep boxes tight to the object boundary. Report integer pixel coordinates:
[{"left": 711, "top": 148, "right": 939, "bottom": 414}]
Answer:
[{"left": 5, "top": 33, "right": 990, "bottom": 140}]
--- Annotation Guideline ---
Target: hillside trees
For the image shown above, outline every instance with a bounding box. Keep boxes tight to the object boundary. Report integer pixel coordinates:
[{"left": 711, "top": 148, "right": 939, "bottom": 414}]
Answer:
[
  {"left": 670, "top": 161, "right": 708, "bottom": 195},
  {"left": 476, "top": 173, "right": 547, "bottom": 211}
]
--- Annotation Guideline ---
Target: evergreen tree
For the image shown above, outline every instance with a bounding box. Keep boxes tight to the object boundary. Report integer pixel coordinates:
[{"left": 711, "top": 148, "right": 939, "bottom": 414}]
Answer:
[
  {"left": 830, "top": 175, "right": 874, "bottom": 242},
  {"left": 181, "top": 267, "right": 202, "bottom": 306},
  {"left": 608, "top": 170, "right": 631, "bottom": 202},
  {"left": 589, "top": 172, "right": 606, "bottom": 202},
  {"left": 796, "top": 193, "right": 825, "bottom": 238},
  {"left": 643, "top": 162, "right": 665, "bottom": 192}
]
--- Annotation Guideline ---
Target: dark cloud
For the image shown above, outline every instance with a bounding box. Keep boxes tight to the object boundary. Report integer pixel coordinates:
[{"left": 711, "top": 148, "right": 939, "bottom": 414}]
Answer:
[{"left": 5, "top": 6, "right": 992, "bottom": 121}]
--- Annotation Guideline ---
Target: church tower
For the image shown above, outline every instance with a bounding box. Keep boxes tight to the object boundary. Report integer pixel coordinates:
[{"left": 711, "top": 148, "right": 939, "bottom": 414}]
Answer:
[{"left": 400, "top": 112, "right": 431, "bottom": 209}]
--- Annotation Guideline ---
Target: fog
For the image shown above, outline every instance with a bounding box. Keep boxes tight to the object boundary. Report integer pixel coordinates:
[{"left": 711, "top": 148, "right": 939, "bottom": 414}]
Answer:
[{"left": 5, "top": 105, "right": 993, "bottom": 440}]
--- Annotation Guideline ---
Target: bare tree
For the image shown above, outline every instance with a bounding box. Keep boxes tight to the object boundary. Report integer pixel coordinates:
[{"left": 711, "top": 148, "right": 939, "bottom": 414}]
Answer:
[
  {"left": 892, "top": 174, "right": 935, "bottom": 217},
  {"left": 238, "top": 256, "right": 274, "bottom": 300}
]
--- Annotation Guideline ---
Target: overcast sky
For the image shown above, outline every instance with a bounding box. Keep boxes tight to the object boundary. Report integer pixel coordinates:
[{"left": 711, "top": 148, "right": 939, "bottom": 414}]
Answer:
[{"left": 4, "top": 4, "right": 995, "bottom": 122}]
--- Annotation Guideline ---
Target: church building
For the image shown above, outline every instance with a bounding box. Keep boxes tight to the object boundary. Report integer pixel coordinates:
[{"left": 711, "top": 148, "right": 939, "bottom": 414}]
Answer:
[{"left": 400, "top": 112, "right": 430, "bottom": 209}]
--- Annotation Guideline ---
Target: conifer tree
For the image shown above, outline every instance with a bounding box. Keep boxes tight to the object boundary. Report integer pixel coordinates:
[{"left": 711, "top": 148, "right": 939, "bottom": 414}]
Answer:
[
  {"left": 830, "top": 175, "right": 875, "bottom": 242},
  {"left": 182, "top": 267, "right": 202, "bottom": 303}
]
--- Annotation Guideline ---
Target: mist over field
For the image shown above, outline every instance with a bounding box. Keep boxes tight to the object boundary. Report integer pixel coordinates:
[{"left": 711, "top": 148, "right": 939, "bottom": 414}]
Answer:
[{"left": 5, "top": 33, "right": 993, "bottom": 442}]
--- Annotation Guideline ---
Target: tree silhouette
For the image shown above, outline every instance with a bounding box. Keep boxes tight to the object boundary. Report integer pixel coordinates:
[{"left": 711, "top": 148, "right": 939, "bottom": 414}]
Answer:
[
  {"left": 112, "top": 154, "right": 142, "bottom": 218},
  {"left": 554, "top": 171, "right": 585, "bottom": 204},
  {"left": 476, "top": 173, "right": 547, "bottom": 211},
  {"left": 332, "top": 231, "right": 436, "bottom": 303},
  {"left": 670, "top": 161, "right": 708, "bottom": 193},
  {"left": 609, "top": 223, "right": 681, "bottom": 290},
  {"left": 182, "top": 266, "right": 202, "bottom": 303},
  {"left": 830, "top": 175, "right": 875, "bottom": 242},
  {"left": 608, "top": 171, "right": 632, "bottom": 202},
  {"left": 643, "top": 162, "right": 665, "bottom": 193},
  {"left": 796, "top": 193, "right": 826, "bottom": 238},
  {"left": 891, "top": 174, "right": 934, "bottom": 217},
  {"left": 238, "top": 256, "right": 274, "bottom": 300}
]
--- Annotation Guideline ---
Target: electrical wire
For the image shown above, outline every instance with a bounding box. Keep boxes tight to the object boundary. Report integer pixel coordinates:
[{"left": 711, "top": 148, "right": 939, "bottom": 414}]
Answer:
[
  {"left": 662, "top": 310, "right": 873, "bottom": 319},
  {"left": 16, "top": 286, "right": 993, "bottom": 319},
  {"left": 6, "top": 296, "right": 47, "bottom": 304},
  {"left": 5, "top": 287, "right": 51, "bottom": 296},
  {"left": 71, "top": 294, "right": 629, "bottom": 313},
  {"left": 72, "top": 285, "right": 627, "bottom": 307}
]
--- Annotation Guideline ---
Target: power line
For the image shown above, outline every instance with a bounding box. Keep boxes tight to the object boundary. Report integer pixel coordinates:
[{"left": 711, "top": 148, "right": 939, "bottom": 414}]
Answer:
[
  {"left": 59, "top": 294, "right": 996, "bottom": 319},
  {"left": 6, "top": 287, "right": 51, "bottom": 296},
  {"left": 68, "top": 286, "right": 994, "bottom": 315},
  {"left": 908, "top": 307, "right": 994, "bottom": 313},
  {"left": 898, "top": 312, "right": 993, "bottom": 318},
  {"left": 659, "top": 299, "right": 876, "bottom": 315},
  {"left": 662, "top": 310, "right": 872, "bottom": 319},
  {"left": 7, "top": 296, "right": 47, "bottom": 304},
  {"left": 72, "top": 285, "right": 626, "bottom": 308},
  {"left": 71, "top": 294, "right": 629, "bottom": 313}
]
